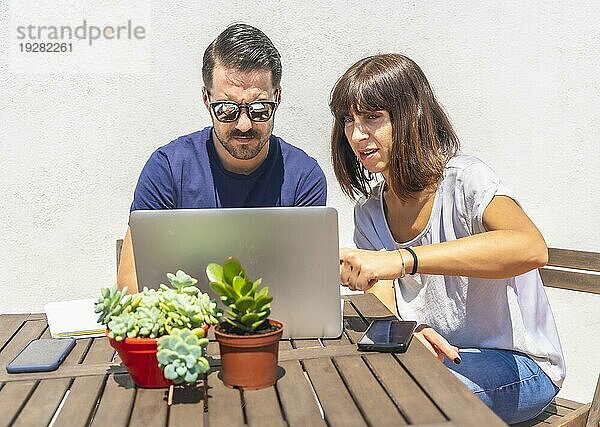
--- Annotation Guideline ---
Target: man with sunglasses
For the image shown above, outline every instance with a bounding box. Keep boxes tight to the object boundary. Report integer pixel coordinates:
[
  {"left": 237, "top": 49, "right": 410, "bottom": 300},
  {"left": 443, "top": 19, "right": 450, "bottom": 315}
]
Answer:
[{"left": 117, "top": 24, "right": 327, "bottom": 291}]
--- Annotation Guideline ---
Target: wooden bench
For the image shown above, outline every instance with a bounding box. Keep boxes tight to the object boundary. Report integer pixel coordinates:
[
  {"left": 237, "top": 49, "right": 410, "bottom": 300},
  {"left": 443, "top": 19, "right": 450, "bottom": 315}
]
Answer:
[
  {"left": 540, "top": 248, "right": 600, "bottom": 295},
  {"left": 515, "top": 247, "right": 600, "bottom": 426}
]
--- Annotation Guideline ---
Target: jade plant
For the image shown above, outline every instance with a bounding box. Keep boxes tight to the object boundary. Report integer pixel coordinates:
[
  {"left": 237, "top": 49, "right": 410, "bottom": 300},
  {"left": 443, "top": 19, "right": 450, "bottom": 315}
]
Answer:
[
  {"left": 95, "top": 270, "right": 222, "bottom": 384},
  {"left": 206, "top": 257, "right": 273, "bottom": 333}
]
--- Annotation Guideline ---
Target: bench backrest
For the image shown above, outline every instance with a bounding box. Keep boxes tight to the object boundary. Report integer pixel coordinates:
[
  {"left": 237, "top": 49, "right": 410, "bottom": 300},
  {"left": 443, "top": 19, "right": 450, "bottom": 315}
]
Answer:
[
  {"left": 539, "top": 248, "right": 600, "bottom": 295},
  {"left": 536, "top": 247, "right": 600, "bottom": 427}
]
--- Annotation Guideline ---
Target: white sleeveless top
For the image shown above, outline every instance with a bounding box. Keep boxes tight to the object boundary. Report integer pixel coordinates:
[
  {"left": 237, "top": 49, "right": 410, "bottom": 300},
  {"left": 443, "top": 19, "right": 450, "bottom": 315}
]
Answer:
[{"left": 353, "top": 155, "right": 566, "bottom": 387}]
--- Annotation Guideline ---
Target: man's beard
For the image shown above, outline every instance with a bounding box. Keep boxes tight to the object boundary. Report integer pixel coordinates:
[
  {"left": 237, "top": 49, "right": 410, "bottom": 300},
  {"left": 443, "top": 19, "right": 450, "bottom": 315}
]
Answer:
[{"left": 213, "top": 126, "right": 272, "bottom": 160}]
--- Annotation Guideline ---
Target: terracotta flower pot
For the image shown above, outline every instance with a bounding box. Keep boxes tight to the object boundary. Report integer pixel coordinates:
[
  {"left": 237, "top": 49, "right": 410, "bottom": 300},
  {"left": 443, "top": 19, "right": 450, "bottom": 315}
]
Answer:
[
  {"left": 214, "top": 319, "right": 284, "bottom": 390},
  {"left": 107, "top": 324, "right": 210, "bottom": 388}
]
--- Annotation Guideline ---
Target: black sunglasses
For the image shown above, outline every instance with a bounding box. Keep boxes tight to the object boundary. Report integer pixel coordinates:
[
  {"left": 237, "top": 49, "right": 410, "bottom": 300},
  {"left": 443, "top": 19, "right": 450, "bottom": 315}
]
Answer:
[{"left": 209, "top": 98, "right": 278, "bottom": 123}]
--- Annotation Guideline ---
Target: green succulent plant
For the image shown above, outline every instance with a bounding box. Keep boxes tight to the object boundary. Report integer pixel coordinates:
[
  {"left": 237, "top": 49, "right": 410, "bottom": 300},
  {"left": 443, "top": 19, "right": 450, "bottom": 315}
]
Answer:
[
  {"left": 157, "top": 328, "right": 210, "bottom": 384},
  {"left": 97, "top": 270, "right": 222, "bottom": 384},
  {"left": 161, "top": 270, "right": 200, "bottom": 296},
  {"left": 106, "top": 312, "right": 136, "bottom": 341},
  {"left": 96, "top": 270, "right": 222, "bottom": 340},
  {"left": 134, "top": 306, "right": 166, "bottom": 338},
  {"left": 95, "top": 285, "right": 141, "bottom": 325},
  {"left": 159, "top": 290, "right": 217, "bottom": 333},
  {"left": 206, "top": 257, "right": 273, "bottom": 333}
]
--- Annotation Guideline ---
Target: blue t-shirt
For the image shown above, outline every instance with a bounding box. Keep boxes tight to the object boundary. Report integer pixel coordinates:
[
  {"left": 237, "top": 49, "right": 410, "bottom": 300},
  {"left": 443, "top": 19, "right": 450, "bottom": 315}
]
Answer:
[{"left": 131, "top": 127, "right": 326, "bottom": 210}]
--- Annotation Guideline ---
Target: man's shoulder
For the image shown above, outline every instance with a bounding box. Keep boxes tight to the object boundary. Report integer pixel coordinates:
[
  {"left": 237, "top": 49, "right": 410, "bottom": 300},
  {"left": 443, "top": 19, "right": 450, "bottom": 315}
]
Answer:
[
  {"left": 274, "top": 135, "right": 319, "bottom": 167},
  {"left": 156, "top": 127, "right": 212, "bottom": 156}
]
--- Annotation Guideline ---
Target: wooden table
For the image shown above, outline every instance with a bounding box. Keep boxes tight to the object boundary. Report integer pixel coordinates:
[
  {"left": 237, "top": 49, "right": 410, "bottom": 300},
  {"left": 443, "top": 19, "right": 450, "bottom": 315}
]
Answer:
[{"left": 0, "top": 294, "right": 505, "bottom": 426}]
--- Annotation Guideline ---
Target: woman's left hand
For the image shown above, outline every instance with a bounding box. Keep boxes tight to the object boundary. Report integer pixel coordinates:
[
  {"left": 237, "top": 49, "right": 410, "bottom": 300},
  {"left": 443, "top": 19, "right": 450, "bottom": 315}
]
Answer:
[
  {"left": 414, "top": 325, "right": 461, "bottom": 365},
  {"left": 339, "top": 248, "right": 403, "bottom": 291}
]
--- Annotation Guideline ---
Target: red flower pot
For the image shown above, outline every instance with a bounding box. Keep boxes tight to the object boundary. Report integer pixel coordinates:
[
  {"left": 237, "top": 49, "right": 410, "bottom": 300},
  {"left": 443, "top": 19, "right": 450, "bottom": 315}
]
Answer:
[
  {"left": 107, "top": 324, "right": 210, "bottom": 388},
  {"left": 214, "top": 319, "right": 284, "bottom": 390}
]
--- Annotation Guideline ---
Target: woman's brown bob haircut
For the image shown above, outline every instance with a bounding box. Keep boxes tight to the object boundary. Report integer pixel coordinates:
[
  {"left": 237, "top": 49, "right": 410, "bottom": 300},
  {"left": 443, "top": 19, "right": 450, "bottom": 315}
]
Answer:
[{"left": 329, "top": 54, "right": 459, "bottom": 201}]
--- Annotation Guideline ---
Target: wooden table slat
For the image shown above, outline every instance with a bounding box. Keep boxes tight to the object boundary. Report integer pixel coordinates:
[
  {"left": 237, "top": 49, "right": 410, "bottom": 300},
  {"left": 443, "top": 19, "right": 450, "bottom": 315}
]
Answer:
[
  {"left": 0, "top": 381, "right": 37, "bottom": 427},
  {"left": 129, "top": 387, "right": 168, "bottom": 427},
  {"left": 292, "top": 338, "right": 322, "bottom": 349},
  {"left": 0, "top": 344, "right": 364, "bottom": 383},
  {"left": 334, "top": 354, "right": 407, "bottom": 426},
  {"left": 243, "top": 386, "right": 286, "bottom": 427},
  {"left": 303, "top": 357, "right": 367, "bottom": 427},
  {"left": 0, "top": 335, "right": 119, "bottom": 383},
  {"left": 399, "top": 341, "right": 506, "bottom": 426},
  {"left": 12, "top": 377, "right": 71, "bottom": 427},
  {"left": 322, "top": 333, "right": 351, "bottom": 346},
  {"left": 168, "top": 384, "right": 206, "bottom": 427},
  {"left": 206, "top": 341, "right": 219, "bottom": 356},
  {"left": 53, "top": 376, "right": 106, "bottom": 427},
  {"left": 207, "top": 370, "right": 245, "bottom": 426},
  {"left": 323, "top": 301, "right": 357, "bottom": 347},
  {"left": 341, "top": 299, "right": 369, "bottom": 343},
  {"left": 83, "top": 336, "right": 117, "bottom": 363},
  {"left": 62, "top": 338, "right": 92, "bottom": 365},
  {"left": 0, "top": 314, "right": 29, "bottom": 350},
  {"left": 410, "top": 423, "right": 457, "bottom": 427},
  {"left": 365, "top": 352, "right": 446, "bottom": 424},
  {"left": 0, "top": 362, "right": 127, "bottom": 383},
  {"left": 276, "top": 360, "right": 325, "bottom": 427},
  {"left": 347, "top": 293, "right": 398, "bottom": 319},
  {"left": 0, "top": 320, "right": 47, "bottom": 366},
  {"left": 91, "top": 374, "right": 136, "bottom": 427},
  {"left": 279, "top": 339, "right": 293, "bottom": 350}
]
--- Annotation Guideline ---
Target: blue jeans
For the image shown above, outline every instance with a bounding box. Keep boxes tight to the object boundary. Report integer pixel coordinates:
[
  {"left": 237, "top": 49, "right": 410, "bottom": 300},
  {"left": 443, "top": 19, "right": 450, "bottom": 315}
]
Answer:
[{"left": 444, "top": 348, "right": 560, "bottom": 425}]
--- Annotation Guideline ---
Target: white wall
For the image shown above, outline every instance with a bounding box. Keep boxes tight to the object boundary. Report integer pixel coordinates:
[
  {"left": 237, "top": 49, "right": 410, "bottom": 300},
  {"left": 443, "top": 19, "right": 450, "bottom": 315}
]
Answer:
[{"left": 1, "top": 0, "right": 598, "bottom": 403}]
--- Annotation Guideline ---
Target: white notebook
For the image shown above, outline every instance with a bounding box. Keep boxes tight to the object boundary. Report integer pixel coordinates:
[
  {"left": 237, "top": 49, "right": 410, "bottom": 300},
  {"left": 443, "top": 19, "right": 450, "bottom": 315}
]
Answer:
[{"left": 44, "top": 299, "right": 105, "bottom": 339}]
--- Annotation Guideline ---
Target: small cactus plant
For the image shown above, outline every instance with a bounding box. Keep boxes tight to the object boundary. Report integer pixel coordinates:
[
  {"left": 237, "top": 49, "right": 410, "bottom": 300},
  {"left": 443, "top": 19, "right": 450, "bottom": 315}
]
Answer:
[
  {"left": 96, "top": 270, "right": 222, "bottom": 385},
  {"left": 157, "top": 328, "right": 210, "bottom": 384},
  {"left": 206, "top": 257, "right": 273, "bottom": 333}
]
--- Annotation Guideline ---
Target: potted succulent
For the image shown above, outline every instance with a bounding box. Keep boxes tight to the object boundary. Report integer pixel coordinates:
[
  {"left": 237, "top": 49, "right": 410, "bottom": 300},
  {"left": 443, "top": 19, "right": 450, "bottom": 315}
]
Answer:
[
  {"left": 95, "top": 270, "right": 221, "bottom": 388},
  {"left": 206, "top": 257, "right": 284, "bottom": 390}
]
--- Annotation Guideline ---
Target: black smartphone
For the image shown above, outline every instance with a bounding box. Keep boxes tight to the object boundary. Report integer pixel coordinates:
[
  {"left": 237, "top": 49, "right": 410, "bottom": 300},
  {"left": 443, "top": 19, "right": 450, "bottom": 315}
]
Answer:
[
  {"left": 357, "top": 319, "right": 417, "bottom": 353},
  {"left": 6, "top": 338, "right": 76, "bottom": 373}
]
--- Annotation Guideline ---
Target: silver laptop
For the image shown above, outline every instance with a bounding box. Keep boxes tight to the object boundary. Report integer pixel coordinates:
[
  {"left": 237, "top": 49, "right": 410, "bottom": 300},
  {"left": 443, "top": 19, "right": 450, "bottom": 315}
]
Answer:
[{"left": 129, "top": 207, "right": 342, "bottom": 339}]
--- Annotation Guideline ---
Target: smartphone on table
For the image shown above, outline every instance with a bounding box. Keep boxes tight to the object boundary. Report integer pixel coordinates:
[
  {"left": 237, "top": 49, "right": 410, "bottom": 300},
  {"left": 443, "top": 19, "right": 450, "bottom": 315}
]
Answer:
[
  {"left": 357, "top": 319, "right": 417, "bottom": 353},
  {"left": 6, "top": 338, "right": 76, "bottom": 373}
]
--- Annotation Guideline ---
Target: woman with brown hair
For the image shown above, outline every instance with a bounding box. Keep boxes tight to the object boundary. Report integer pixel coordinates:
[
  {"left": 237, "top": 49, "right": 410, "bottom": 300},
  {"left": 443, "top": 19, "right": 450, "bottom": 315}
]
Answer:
[{"left": 331, "top": 54, "right": 565, "bottom": 424}]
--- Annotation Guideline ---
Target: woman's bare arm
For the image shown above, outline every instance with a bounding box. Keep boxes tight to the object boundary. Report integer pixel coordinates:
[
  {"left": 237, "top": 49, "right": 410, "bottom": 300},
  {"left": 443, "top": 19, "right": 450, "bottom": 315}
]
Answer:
[{"left": 340, "top": 196, "right": 548, "bottom": 291}]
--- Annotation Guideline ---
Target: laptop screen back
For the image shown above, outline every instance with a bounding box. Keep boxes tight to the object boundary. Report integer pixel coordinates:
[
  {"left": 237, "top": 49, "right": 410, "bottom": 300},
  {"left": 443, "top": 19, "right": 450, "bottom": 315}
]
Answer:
[{"left": 129, "top": 207, "right": 342, "bottom": 339}]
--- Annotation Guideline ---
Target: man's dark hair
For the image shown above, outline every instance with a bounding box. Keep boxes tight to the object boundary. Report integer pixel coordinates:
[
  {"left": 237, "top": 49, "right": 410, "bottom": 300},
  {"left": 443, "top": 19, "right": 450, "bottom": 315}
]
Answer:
[{"left": 202, "top": 23, "right": 282, "bottom": 91}]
